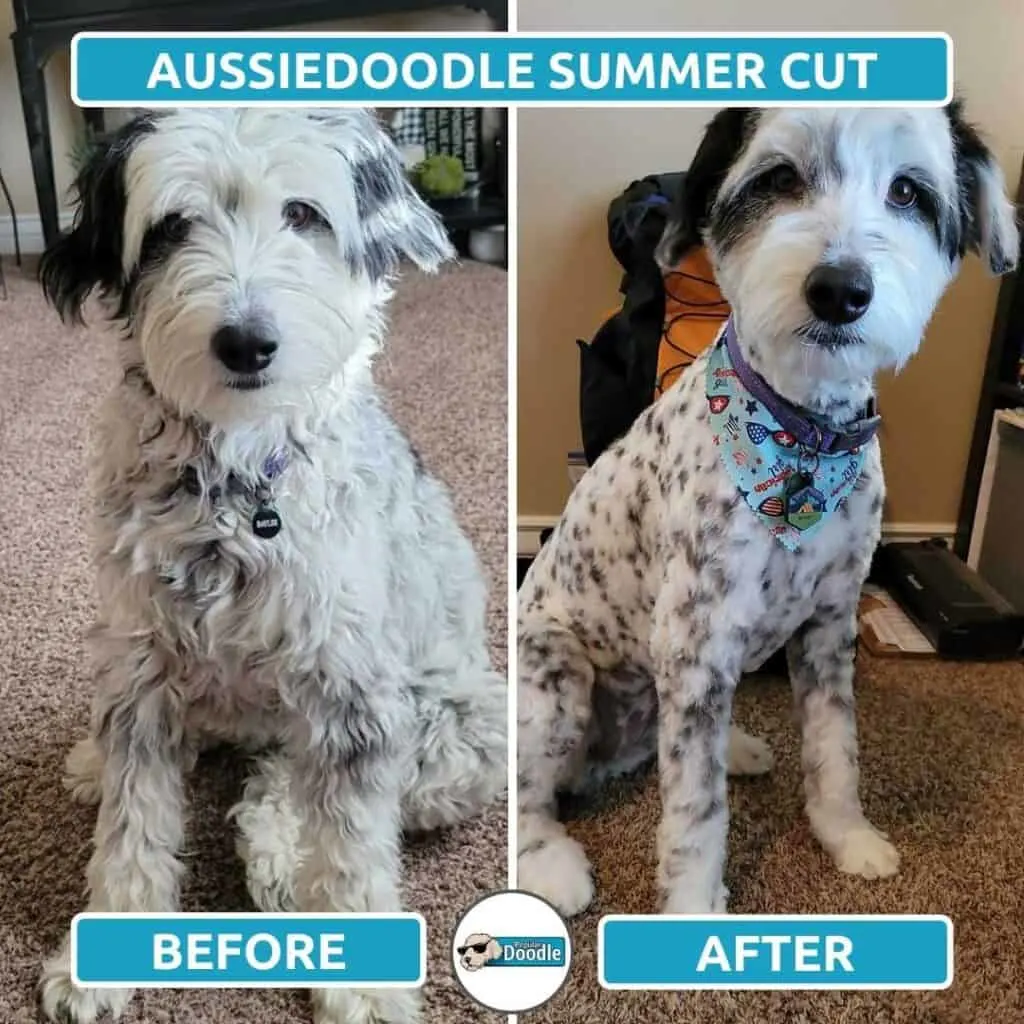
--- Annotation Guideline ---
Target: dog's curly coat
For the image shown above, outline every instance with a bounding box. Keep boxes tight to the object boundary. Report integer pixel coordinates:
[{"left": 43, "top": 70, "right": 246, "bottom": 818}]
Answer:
[
  {"left": 36, "top": 108, "right": 506, "bottom": 1024},
  {"left": 517, "top": 103, "right": 1019, "bottom": 918}
]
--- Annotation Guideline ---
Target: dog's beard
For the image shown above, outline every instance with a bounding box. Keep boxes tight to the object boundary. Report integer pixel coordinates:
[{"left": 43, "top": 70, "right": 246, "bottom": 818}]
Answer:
[
  {"left": 710, "top": 206, "right": 955, "bottom": 417},
  {"left": 131, "top": 240, "right": 385, "bottom": 428}
]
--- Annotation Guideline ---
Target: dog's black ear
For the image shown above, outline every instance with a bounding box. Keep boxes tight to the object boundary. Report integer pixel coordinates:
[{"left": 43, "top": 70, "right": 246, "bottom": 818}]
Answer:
[
  {"left": 656, "top": 108, "right": 757, "bottom": 270},
  {"left": 312, "top": 109, "right": 455, "bottom": 280},
  {"left": 39, "top": 114, "right": 158, "bottom": 323},
  {"left": 946, "top": 98, "right": 1020, "bottom": 275},
  {"left": 355, "top": 131, "right": 456, "bottom": 278}
]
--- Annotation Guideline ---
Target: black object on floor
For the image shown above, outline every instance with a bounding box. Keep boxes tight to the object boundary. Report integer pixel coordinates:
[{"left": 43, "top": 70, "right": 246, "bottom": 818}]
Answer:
[
  {"left": 517, "top": 556, "right": 534, "bottom": 590},
  {"left": 875, "top": 540, "right": 1024, "bottom": 660}
]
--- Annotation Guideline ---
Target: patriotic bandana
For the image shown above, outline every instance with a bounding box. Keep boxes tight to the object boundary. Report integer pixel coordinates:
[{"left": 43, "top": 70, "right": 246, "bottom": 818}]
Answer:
[{"left": 706, "top": 323, "right": 875, "bottom": 551}]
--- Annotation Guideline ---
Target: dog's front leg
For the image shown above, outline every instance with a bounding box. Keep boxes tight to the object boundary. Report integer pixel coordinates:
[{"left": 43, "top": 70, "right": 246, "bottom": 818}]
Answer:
[
  {"left": 40, "top": 646, "right": 187, "bottom": 1023},
  {"left": 787, "top": 604, "right": 900, "bottom": 879},
  {"left": 652, "top": 587, "right": 738, "bottom": 915},
  {"left": 288, "top": 699, "right": 419, "bottom": 1024}
]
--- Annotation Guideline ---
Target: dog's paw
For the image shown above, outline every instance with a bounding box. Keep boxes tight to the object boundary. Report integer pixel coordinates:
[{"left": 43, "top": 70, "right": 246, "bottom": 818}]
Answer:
[
  {"left": 831, "top": 826, "right": 900, "bottom": 880},
  {"left": 234, "top": 824, "right": 299, "bottom": 912},
  {"left": 238, "top": 847, "right": 298, "bottom": 912},
  {"left": 313, "top": 986, "right": 420, "bottom": 1024},
  {"left": 662, "top": 881, "right": 729, "bottom": 916},
  {"left": 63, "top": 737, "right": 104, "bottom": 805},
  {"left": 39, "top": 945, "right": 132, "bottom": 1023},
  {"left": 231, "top": 757, "right": 302, "bottom": 912},
  {"left": 727, "top": 727, "right": 773, "bottom": 776},
  {"left": 518, "top": 834, "right": 594, "bottom": 918}
]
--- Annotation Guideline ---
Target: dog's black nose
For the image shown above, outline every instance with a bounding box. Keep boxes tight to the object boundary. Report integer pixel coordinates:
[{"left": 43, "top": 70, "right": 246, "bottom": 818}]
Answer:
[
  {"left": 803, "top": 262, "right": 874, "bottom": 325},
  {"left": 211, "top": 324, "right": 278, "bottom": 374}
]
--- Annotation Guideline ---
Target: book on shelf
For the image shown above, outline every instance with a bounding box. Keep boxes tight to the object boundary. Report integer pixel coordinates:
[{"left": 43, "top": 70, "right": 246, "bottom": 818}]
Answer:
[{"left": 423, "top": 109, "right": 484, "bottom": 191}]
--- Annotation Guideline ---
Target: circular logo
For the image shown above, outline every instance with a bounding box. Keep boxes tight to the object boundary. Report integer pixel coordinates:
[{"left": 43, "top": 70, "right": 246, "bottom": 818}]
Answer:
[{"left": 452, "top": 890, "right": 572, "bottom": 1013}]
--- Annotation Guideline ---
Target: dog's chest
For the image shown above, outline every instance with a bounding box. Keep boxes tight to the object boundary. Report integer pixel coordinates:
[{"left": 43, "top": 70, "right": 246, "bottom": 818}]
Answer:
[
  {"left": 735, "top": 511, "right": 870, "bottom": 670},
  {"left": 527, "top": 358, "right": 882, "bottom": 670},
  {"left": 98, "top": 472, "right": 349, "bottom": 675}
]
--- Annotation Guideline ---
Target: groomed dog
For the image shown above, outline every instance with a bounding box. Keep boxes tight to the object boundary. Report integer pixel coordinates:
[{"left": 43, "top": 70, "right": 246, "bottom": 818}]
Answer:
[
  {"left": 36, "top": 108, "right": 506, "bottom": 1024},
  {"left": 518, "top": 103, "right": 1018, "bottom": 917}
]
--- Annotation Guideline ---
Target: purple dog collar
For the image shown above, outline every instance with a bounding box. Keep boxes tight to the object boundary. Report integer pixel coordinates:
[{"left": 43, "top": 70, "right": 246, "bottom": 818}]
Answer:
[
  {"left": 723, "top": 319, "right": 880, "bottom": 455},
  {"left": 181, "top": 447, "right": 290, "bottom": 540}
]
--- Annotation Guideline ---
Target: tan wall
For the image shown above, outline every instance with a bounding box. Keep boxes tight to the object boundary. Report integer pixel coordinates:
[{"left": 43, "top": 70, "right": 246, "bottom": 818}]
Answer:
[
  {"left": 517, "top": 0, "right": 1024, "bottom": 529},
  {"left": 0, "top": 5, "right": 492, "bottom": 218}
]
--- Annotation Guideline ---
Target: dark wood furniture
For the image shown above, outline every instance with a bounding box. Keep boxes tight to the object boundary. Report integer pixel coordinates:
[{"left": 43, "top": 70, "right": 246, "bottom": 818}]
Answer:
[
  {"left": 11, "top": 0, "right": 507, "bottom": 247},
  {"left": 954, "top": 157, "right": 1024, "bottom": 559}
]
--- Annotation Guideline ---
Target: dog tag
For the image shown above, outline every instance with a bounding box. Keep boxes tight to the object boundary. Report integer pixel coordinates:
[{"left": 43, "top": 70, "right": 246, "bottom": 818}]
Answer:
[
  {"left": 783, "top": 473, "right": 825, "bottom": 531},
  {"left": 252, "top": 503, "right": 282, "bottom": 539}
]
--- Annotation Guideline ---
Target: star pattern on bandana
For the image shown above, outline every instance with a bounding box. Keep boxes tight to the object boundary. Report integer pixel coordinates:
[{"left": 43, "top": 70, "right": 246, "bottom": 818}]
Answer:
[{"left": 706, "top": 335, "right": 868, "bottom": 551}]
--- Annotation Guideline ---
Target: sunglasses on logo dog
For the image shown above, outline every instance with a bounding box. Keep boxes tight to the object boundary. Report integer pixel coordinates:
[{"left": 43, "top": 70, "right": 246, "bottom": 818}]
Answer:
[{"left": 458, "top": 941, "right": 490, "bottom": 955}]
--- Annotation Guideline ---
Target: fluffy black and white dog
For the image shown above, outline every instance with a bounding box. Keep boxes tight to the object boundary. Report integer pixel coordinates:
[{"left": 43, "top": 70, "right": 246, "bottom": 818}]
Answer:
[
  {"left": 37, "top": 108, "right": 506, "bottom": 1024},
  {"left": 518, "top": 103, "right": 1018, "bottom": 917}
]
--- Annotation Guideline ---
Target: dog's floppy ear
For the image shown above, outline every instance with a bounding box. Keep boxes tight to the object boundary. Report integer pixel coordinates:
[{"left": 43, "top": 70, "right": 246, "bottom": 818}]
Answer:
[
  {"left": 656, "top": 108, "right": 757, "bottom": 271},
  {"left": 39, "top": 113, "right": 158, "bottom": 323},
  {"left": 315, "top": 109, "right": 455, "bottom": 280},
  {"left": 484, "top": 938, "right": 502, "bottom": 962},
  {"left": 946, "top": 99, "right": 1020, "bottom": 275}
]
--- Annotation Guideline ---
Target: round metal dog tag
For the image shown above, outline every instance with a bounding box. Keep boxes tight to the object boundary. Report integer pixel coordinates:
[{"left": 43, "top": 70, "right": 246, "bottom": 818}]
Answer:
[{"left": 252, "top": 504, "right": 282, "bottom": 539}]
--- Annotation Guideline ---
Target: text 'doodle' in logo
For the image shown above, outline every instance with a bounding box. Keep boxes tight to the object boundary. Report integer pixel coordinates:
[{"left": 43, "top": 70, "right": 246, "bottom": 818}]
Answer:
[
  {"left": 452, "top": 892, "right": 572, "bottom": 1012},
  {"left": 457, "top": 934, "right": 567, "bottom": 970}
]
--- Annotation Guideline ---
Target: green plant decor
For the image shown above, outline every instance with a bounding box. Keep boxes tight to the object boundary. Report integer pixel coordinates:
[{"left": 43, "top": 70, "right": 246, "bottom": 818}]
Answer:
[{"left": 412, "top": 155, "right": 466, "bottom": 199}]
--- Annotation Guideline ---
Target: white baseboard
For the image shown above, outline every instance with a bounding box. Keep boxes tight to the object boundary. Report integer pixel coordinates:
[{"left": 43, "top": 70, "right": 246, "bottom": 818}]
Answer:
[
  {"left": 518, "top": 514, "right": 955, "bottom": 557},
  {"left": 518, "top": 516, "right": 559, "bottom": 557},
  {"left": 0, "top": 212, "right": 74, "bottom": 257}
]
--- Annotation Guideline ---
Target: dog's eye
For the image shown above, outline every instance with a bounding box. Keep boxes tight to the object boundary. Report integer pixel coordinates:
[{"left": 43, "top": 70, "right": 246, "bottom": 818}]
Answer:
[
  {"left": 139, "top": 213, "right": 191, "bottom": 267},
  {"left": 887, "top": 177, "right": 918, "bottom": 209},
  {"left": 283, "top": 200, "right": 329, "bottom": 232},
  {"left": 161, "top": 213, "right": 190, "bottom": 243},
  {"left": 765, "top": 163, "right": 802, "bottom": 196}
]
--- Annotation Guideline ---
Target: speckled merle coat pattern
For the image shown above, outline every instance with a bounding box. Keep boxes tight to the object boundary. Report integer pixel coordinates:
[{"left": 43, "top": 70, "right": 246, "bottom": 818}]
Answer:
[
  {"left": 517, "top": 103, "right": 1018, "bottom": 917},
  {"left": 33, "top": 108, "right": 506, "bottom": 1024}
]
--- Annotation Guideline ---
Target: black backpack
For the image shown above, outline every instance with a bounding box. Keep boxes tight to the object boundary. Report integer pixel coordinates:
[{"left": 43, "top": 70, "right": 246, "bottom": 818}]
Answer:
[{"left": 577, "top": 173, "right": 685, "bottom": 466}]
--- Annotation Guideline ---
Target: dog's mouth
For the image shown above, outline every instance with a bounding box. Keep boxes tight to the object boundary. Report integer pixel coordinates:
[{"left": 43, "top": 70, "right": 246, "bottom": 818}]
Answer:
[
  {"left": 794, "top": 320, "right": 864, "bottom": 351},
  {"left": 225, "top": 374, "right": 271, "bottom": 392}
]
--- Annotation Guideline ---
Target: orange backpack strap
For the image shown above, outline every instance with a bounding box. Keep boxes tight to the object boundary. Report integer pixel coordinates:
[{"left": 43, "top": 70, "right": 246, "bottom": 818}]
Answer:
[{"left": 656, "top": 246, "right": 731, "bottom": 398}]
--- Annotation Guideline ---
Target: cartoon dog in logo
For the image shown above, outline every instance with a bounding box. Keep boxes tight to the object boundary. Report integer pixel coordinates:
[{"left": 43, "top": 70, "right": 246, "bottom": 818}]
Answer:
[{"left": 457, "top": 933, "right": 503, "bottom": 971}]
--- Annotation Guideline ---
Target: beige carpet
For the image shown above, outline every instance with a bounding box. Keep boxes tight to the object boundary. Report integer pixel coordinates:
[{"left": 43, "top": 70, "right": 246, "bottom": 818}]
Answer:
[
  {"left": 0, "top": 259, "right": 507, "bottom": 1024},
  {"left": 537, "top": 653, "right": 1024, "bottom": 1023}
]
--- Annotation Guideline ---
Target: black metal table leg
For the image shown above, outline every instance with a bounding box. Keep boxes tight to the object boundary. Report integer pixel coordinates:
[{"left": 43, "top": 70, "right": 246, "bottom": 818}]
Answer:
[
  {"left": 469, "top": 1, "right": 507, "bottom": 29},
  {"left": 12, "top": 31, "right": 60, "bottom": 248},
  {"left": 82, "top": 108, "right": 106, "bottom": 136},
  {"left": 0, "top": 167, "right": 20, "bottom": 270}
]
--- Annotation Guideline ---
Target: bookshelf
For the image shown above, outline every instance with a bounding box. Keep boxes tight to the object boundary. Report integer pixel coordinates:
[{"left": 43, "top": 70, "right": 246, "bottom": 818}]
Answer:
[
  {"left": 427, "top": 107, "right": 507, "bottom": 263},
  {"left": 12, "top": 0, "right": 507, "bottom": 247},
  {"left": 954, "top": 155, "right": 1024, "bottom": 559}
]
